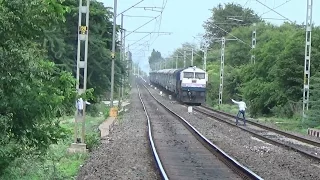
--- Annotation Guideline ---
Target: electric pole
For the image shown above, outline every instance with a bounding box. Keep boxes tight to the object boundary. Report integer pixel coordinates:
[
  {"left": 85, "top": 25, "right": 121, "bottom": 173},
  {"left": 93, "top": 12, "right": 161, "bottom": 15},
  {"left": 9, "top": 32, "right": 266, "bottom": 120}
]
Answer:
[
  {"left": 218, "top": 37, "right": 225, "bottom": 105},
  {"left": 120, "top": 13, "right": 124, "bottom": 105},
  {"left": 203, "top": 47, "right": 207, "bottom": 71},
  {"left": 303, "top": 0, "right": 313, "bottom": 118},
  {"left": 74, "top": 0, "right": 90, "bottom": 144},
  {"left": 121, "top": 28, "right": 126, "bottom": 100},
  {"left": 251, "top": 23, "right": 256, "bottom": 64},
  {"left": 110, "top": 0, "right": 117, "bottom": 108},
  {"left": 183, "top": 50, "right": 186, "bottom": 67},
  {"left": 191, "top": 48, "right": 194, "bottom": 66},
  {"left": 176, "top": 54, "right": 178, "bottom": 69}
]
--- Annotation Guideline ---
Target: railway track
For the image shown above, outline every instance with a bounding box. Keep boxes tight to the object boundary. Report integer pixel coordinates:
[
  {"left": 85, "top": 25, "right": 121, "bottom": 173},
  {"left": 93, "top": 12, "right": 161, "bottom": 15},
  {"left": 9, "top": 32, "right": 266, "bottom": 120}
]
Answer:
[
  {"left": 137, "top": 82, "right": 262, "bottom": 180},
  {"left": 192, "top": 105, "right": 320, "bottom": 161}
]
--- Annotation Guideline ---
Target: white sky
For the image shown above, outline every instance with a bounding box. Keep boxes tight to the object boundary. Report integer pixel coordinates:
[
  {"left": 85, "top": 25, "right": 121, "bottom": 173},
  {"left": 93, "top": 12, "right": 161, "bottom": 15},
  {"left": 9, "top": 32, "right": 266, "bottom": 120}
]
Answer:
[{"left": 99, "top": 0, "right": 318, "bottom": 72}]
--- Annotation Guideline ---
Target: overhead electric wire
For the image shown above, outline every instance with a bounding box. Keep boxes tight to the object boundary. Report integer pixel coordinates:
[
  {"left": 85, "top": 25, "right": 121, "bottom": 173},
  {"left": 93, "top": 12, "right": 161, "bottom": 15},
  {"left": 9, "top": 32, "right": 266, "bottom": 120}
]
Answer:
[
  {"left": 148, "top": 0, "right": 168, "bottom": 47},
  {"left": 124, "top": 15, "right": 160, "bottom": 39},
  {"left": 130, "top": 33, "right": 152, "bottom": 47},
  {"left": 117, "top": 0, "right": 144, "bottom": 17},
  {"left": 129, "top": 0, "right": 169, "bottom": 62},
  {"left": 243, "top": 0, "right": 251, "bottom": 8},
  {"left": 255, "top": 0, "right": 294, "bottom": 23},
  {"left": 124, "top": 15, "right": 155, "bottom": 18},
  {"left": 259, "top": 0, "right": 292, "bottom": 17},
  {"left": 157, "top": 0, "right": 167, "bottom": 34},
  {"left": 212, "top": 24, "right": 250, "bottom": 46}
]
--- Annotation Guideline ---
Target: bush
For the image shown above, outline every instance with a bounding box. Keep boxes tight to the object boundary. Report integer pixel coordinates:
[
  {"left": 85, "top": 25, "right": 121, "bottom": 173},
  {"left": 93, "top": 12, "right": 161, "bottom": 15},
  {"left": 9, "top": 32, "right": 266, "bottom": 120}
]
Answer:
[
  {"left": 0, "top": 115, "right": 105, "bottom": 179},
  {"left": 87, "top": 103, "right": 108, "bottom": 117},
  {"left": 270, "top": 103, "right": 294, "bottom": 118},
  {"left": 85, "top": 132, "right": 100, "bottom": 151},
  {"left": 103, "top": 107, "right": 110, "bottom": 119},
  {"left": 86, "top": 104, "right": 100, "bottom": 117}
]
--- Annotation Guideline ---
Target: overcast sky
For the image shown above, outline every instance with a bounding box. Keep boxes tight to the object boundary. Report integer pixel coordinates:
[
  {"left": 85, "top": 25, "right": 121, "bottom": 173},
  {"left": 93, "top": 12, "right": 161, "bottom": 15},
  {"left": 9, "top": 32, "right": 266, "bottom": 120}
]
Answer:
[{"left": 99, "top": 0, "right": 319, "bottom": 73}]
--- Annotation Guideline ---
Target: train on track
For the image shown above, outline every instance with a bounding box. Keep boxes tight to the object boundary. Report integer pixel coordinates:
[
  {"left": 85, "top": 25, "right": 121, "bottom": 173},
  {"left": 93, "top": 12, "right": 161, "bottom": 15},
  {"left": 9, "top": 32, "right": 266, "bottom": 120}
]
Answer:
[{"left": 149, "top": 66, "right": 208, "bottom": 105}]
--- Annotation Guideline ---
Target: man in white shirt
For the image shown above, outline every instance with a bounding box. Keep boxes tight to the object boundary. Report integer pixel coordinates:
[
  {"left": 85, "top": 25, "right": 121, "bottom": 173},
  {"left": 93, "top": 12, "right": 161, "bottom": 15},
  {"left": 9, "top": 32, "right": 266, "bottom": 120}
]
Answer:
[
  {"left": 76, "top": 98, "right": 91, "bottom": 116},
  {"left": 231, "top": 98, "right": 247, "bottom": 126}
]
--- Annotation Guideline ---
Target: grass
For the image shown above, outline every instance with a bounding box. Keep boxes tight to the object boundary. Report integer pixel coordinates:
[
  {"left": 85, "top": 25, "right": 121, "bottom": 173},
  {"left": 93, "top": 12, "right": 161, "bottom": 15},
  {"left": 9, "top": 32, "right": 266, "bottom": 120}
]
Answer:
[
  {"left": 212, "top": 103, "right": 314, "bottom": 135},
  {"left": 1, "top": 104, "right": 110, "bottom": 180}
]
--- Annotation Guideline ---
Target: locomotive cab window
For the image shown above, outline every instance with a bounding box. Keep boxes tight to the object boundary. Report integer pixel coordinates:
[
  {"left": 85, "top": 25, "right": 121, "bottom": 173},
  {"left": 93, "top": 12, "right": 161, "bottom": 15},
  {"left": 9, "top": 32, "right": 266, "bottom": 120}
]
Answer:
[
  {"left": 195, "top": 72, "right": 205, "bottom": 79},
  {"left": 184, "top": 72, "right": 194, "bottom": 78}
]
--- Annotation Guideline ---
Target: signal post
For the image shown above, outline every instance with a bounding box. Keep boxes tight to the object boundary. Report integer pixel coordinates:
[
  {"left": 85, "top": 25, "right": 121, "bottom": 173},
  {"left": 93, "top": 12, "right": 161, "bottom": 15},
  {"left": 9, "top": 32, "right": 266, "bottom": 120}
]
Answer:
[{"left": 68, "top": 0, "right": 90, "bottom": 153}]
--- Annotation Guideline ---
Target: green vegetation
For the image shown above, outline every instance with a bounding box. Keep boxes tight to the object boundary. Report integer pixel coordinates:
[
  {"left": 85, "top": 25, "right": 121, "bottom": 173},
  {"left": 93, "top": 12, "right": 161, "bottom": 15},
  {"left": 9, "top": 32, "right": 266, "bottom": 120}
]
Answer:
[
  {"left": 1, "top": 113, "right": 107, "bottom": 180},
  {"left": 0, "top": 0, "right": 124, "bottom": 178},
  {"left": 148, "top": 2, "right": 320, "bottom": 133}
]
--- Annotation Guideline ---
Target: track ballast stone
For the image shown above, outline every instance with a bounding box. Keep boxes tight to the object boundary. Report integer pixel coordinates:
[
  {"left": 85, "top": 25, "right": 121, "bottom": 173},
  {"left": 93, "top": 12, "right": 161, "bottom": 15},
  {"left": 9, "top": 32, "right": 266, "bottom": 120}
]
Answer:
[
  {"left": 77, "top": 87, "right": 160, "bottom": 180},
  {"left": 147, "top": 84, "right": 320, "bottom": 180}
]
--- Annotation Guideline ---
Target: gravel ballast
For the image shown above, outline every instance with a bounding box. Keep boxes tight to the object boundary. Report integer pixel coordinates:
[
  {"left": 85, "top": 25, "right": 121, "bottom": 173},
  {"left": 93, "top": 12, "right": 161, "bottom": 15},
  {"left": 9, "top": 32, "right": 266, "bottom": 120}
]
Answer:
[
  {"left": 77, "top": 87, "right": 160, "bottom": 180},
  {"left": 146, "top": 84, "right": 320, "bottom": 180}
]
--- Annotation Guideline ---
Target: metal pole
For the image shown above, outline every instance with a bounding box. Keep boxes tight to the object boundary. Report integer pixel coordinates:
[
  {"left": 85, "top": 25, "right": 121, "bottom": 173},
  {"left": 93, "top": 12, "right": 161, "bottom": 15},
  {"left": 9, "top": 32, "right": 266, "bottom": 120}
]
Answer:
[
  {"left": 251, "top": 23, "right": 256, "bottom": 64},
  {"left": 191, "top": 48, "right": 194, "bottom": 66},
  {"left": 120, "top": 14, "right": 123, "bottom": 62},
  {"left": 303, "top": 0, "right": 313, "bottom": 118},
  {"left": 183, "top": 51, "right": 186, "bottom": 67},
  {"left": 203, "top": 47, "right": 207, "bottom": 71},
  {"left": 134, "top": 64, "right": 136, "bottom": 75},
  {"left": 120, "top": 13, "right": 124, "bottom": 104},
  {"left": 74, "top": 0, "right": 82, "bottom": 144},
  {"left": 123, "top": 30, "right": 126, "bottom": 63},
  {"left": 218, "top": 37, "right": 225, "bottom": 105},
  {"left": 81, "top": 0, "right": 90, "bottom": 143},
  {"left": 74, "top": 0, "right": 90, "bottom": 144},
  {"left": 110, "top": 0, "right": 117, "bottom": 107},
  {"left": 172, "top": 58, "right": 174, "bottom": 69},
  {"left": 122, "top": 29, "right": 126, "bottom": 100},
  {"left": 176, "top": 55, "right": 178, "bottom": 69}
]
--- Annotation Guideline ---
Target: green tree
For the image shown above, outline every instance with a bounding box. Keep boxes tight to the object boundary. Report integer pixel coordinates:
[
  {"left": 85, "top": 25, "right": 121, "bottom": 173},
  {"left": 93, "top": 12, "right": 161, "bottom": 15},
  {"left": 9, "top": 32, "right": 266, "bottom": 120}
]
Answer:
[
  {"left": 149, "top": 49, "right": 164, "bottom": 70},
  {"left": 166, "top": 42, "right": 200, "bottom": 69},
  {"left": 44, "top": 0, "right": 124, "bottom": 100},
  {"left": 308, "top": 72, "right": 320, "bottom": 126},
  {"left": 0, "top": 0, "right": 76, "bottom": 173},
  {"left": 203, "top": 2, "right": 261, "bottom": 42}
]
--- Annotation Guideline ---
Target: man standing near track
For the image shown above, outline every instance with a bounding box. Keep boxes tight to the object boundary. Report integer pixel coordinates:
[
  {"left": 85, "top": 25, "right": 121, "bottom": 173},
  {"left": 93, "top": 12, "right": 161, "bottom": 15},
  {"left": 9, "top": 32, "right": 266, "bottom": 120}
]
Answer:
[
  {"left": 76, "top": 97, "right": 91, "bottom": 116},
  {"left": 231, "top": 98, "right": 247, "bottom": 126}
]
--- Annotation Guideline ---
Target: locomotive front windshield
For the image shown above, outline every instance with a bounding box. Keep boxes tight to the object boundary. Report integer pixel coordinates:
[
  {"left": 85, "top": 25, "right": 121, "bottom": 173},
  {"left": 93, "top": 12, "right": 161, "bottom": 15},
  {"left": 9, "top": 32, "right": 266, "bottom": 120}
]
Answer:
[
  {"left": 195, "top": 72, "right": 205, "bottom": 79},
  {"left": 184, "top": 72, "right": 194, "bottom": 78}
]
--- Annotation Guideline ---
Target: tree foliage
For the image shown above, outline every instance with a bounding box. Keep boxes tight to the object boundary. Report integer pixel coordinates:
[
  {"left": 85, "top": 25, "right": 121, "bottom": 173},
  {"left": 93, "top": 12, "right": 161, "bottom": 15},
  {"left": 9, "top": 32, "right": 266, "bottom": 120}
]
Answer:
[
  {"left": 203, "top": 2, "right": 261, "bottom": 43},
  {"left": 155, "top": 2, "right": 320, "bottom": 124},
  {"left": 0, "top": 0, "right": 123, "bottom": 174},
  {"left": 45, "top": 0, "right": 124, "bottom": 100},
  {"left": 200, "top": 3, "right": 320, "bottom": 120},
  {"left": 152, "top": 42, "right": 201, "bottom": 70},
  {"left": 149, "top": 49, "right": 164, "bottom": 71}
]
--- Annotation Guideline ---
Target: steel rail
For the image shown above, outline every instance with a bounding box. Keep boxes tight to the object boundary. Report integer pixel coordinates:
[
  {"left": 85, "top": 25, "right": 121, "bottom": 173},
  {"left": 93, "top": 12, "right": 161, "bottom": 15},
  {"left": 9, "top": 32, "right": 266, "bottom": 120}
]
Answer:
[
  {"left": 201, "top": 105, "right": 320, "bottom": 148},
  {"left": 140, "top": 81, "right": 263, "bottom": 180},
  {"left": 136, "top": 84, "right": 169, "bottom": 180},
  {"left": 193, "top": 106, "right": 320, "bottom": 161}
]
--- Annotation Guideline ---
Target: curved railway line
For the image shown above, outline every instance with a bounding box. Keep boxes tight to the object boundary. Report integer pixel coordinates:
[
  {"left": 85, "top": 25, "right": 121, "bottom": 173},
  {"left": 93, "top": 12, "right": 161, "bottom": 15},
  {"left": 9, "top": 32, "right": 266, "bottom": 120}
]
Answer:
[
  {"left": 137, "top": 82, "right": 263, "bottom": 180},
  {"left": 191, "top": 105, "right": 320, "bottom": 161},
  {"left": 143, "top": 77, "right": 320, "bottom": 161}
]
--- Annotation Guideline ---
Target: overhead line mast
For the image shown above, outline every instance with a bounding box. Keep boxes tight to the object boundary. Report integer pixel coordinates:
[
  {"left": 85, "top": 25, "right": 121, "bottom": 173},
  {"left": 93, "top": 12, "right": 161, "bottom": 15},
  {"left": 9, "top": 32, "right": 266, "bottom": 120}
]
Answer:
[{"left": 303, "top": 0, "right": 313, "bottom": 118}]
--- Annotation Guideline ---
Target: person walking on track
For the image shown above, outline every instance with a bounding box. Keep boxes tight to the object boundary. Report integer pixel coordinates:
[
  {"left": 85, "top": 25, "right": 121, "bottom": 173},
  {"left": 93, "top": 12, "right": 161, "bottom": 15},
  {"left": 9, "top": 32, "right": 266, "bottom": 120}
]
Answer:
[{"left": 231, "top": 98, "right": 247, "bottom": 126}]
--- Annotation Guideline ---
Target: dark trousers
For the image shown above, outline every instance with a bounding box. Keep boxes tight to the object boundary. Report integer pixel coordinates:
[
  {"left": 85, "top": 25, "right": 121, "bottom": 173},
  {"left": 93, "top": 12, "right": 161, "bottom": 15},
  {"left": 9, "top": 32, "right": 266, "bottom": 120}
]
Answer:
[
  {"left": 236, "top": 110, "right": 246, "bottom": 125},
  {"left": 77, "top": 109, "right": 83, "bottom": 116}
]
